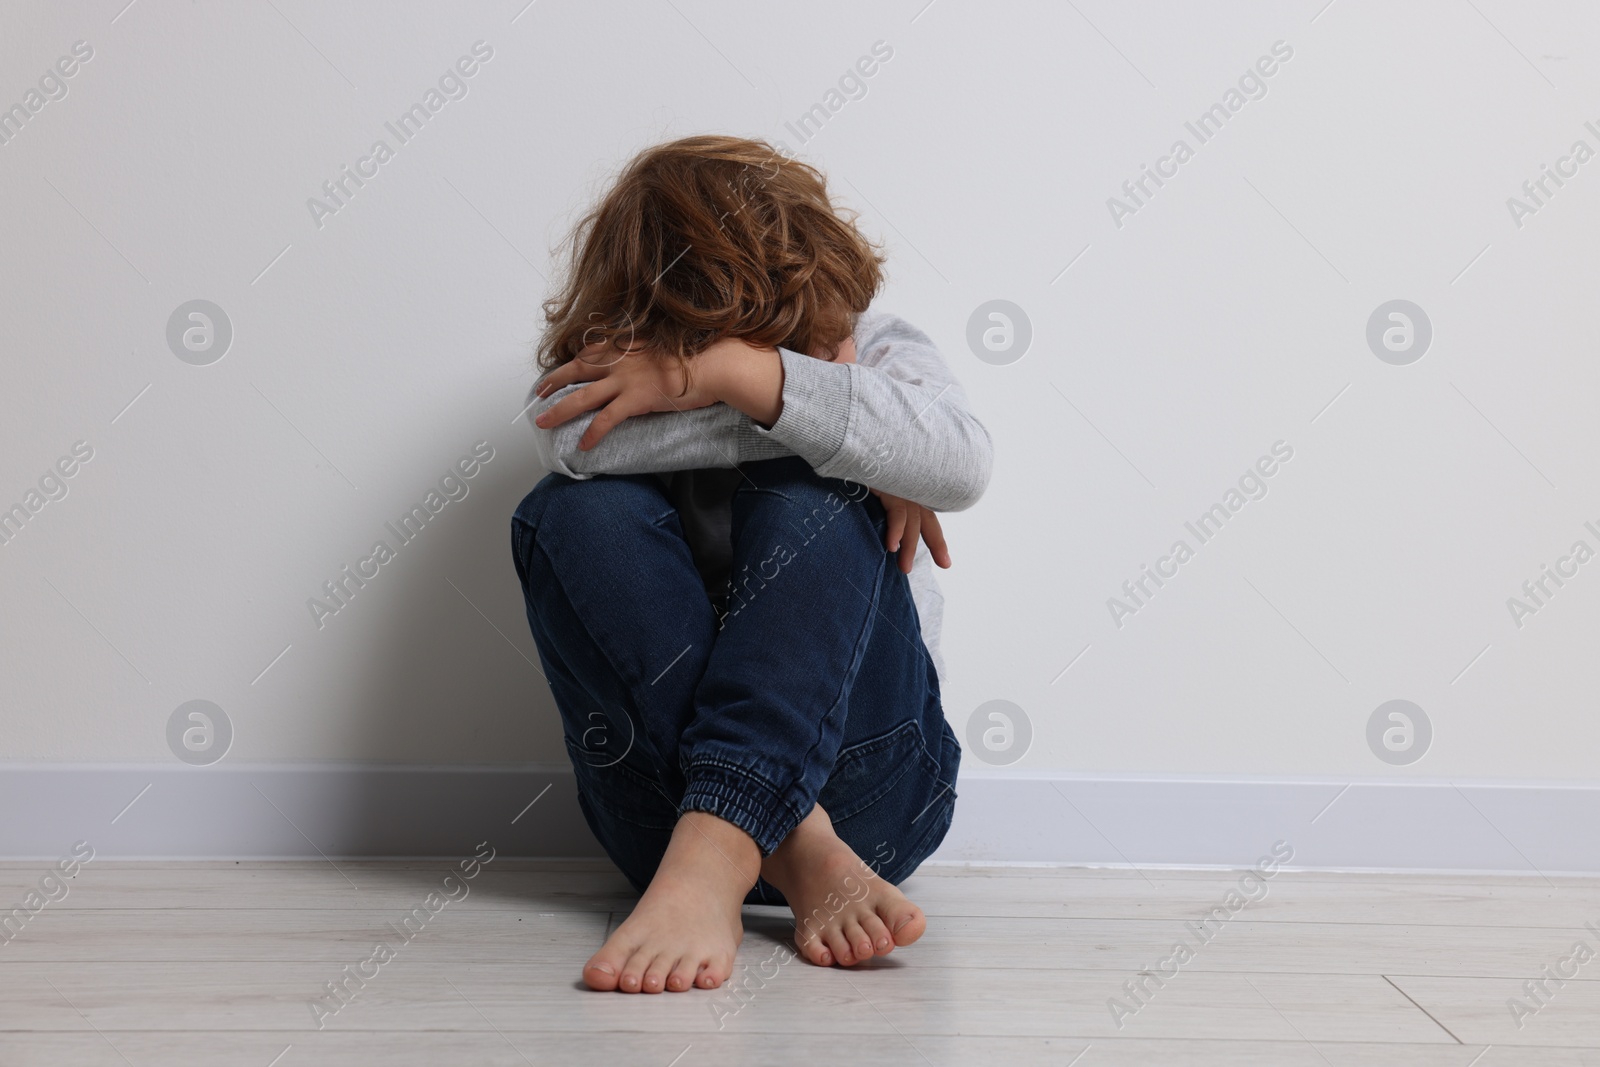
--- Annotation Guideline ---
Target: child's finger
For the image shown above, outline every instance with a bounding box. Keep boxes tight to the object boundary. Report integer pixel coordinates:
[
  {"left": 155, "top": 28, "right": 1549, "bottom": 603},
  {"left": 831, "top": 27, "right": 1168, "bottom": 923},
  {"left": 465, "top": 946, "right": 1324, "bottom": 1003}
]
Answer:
[
  {"left": 898, "top": 511, "right": 920, "bottom": 574},
  {"left": 579, "top": 393, "right": 650, "bottom": 450},
  {"left": 882, "top": 499, "right": 907, "bottom": 553},
  {"left": 534, "top": 380, "right": 619, "bottom": 430},
  {"left": 920, "top": 509, "right": 952, "bottom": 568},
  {"left": 535, "top": 363, "right": 582, "bottom": 397},
  {"left": 537, "top": 350, "right": 616, "bottom": 397}
]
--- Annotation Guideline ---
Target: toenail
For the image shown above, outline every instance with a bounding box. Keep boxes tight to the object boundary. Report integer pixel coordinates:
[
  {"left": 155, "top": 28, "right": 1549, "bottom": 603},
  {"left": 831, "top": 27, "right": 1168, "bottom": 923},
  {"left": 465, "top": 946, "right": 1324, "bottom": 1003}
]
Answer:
[{"left": 593, "top": 963, "right": 615, "bottom": 975}]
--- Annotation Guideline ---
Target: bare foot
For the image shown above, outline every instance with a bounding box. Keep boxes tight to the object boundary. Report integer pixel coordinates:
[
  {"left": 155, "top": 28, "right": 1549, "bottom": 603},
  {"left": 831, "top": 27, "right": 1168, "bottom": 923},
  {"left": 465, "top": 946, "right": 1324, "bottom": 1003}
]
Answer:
[
  {"left": 583, "top": 812, "right": 760, "bottom": 993},
  {"left": 760, "top": 805, "right": 926, "bottom": 967}
]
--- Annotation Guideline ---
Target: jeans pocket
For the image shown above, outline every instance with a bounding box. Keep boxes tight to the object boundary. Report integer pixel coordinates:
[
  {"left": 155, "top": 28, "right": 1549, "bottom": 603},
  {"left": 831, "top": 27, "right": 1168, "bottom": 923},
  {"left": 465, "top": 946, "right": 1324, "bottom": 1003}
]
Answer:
[
  {"left": 820, "top": 719, "right": 956, "bottom": 882},
  {"left": 818, "top": 720, "right": 934, "bottom": 823}
]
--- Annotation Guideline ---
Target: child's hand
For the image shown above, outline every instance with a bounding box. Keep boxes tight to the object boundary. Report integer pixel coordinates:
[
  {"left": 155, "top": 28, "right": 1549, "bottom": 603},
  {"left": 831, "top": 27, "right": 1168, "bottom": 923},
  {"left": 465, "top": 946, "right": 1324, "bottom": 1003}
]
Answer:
[
  {"left": 870, "top": 489, "right": 951, "bottom": 574},
  {"left": 534, "top": 331, "right": 853, "bottom": 449},
  {"left": 533, "top": 342, "right": 721, "bottom": 451}
]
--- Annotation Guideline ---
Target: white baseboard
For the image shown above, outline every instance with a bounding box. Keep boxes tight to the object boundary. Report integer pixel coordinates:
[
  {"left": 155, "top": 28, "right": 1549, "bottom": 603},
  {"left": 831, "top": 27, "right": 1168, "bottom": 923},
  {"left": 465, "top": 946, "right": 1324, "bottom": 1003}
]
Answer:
[
  {"left": 0, "top": 764, "right": 603, "bottom": 862},
  {"left": 940, "top": 774, "right": 1600, "bottom": 876},
  {"left": 3, "top": 765, "right": 1597, "bottom": 874}
]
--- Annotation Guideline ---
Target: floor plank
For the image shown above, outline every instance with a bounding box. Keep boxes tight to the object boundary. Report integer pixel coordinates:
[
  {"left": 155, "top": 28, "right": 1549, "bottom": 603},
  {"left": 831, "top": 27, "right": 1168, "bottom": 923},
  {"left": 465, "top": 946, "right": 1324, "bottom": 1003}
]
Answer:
[
  {"left": 12, "top": 863, "right": 1594, "bottom": 928},
  {"left": 1390, "top": 974, "right": 1600, "bottom": 1047},
  {"left": 7, "top": 908, "right": 1588, "bottom": 979},
  {"left": 0, "top": 959, "right": 1452, "bottom": 1040}
]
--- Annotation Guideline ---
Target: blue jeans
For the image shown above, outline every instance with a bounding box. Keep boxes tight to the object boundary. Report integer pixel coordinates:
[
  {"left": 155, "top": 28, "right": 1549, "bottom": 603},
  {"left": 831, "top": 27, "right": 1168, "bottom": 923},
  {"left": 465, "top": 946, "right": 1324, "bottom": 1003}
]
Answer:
[{"left": 509, "top": 456, "right": 959, "bottom": 905}]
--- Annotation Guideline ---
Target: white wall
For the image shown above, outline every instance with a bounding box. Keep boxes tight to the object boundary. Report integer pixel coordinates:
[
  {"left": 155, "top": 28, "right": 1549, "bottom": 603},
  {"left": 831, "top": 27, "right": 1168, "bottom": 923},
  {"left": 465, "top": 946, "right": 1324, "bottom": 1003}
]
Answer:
[{"left": 3, "top": 1, "right": 1598, "bottom": 858}]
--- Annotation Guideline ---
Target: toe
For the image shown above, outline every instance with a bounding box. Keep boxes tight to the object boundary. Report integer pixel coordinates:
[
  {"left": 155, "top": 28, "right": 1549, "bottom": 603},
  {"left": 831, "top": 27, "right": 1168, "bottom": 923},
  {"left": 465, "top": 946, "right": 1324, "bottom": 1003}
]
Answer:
[
  {"left": 793, "top": 926, "right": 831, "bottom": 966},
  {"left": 582, "top": 956, "right": 623, "bottom": 992},
  {"left": 618, "top": 950, "right": 650, "bottom": 993},
  {"left": 641, "top": 954, "right": 672, "bottom": 994},
  {"left": 843, "top": 919, "right": 875, "bottom": 961},
  {"left": 861, "top": 912, "right": 894, "bottom": 955},
  {"left": 698, "top": 953, "right": 735, "bottom": 989},
  {"left": 666, "top": 957, "right": 697, "bottom": 992},
  {"left": 824, "top": 928, "right": 855, "bottom": 966},
  {"left": 582, "top": 940, "right": 631, "bottom": 992},
  {"left": 884, "top": 901, "right": 927, "bottom": 947}
]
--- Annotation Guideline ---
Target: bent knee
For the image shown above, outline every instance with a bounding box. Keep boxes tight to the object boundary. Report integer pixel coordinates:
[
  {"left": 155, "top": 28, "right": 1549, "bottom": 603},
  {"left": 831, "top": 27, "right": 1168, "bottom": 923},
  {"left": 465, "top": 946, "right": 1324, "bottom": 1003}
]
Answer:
[
  {"left": 739, "top": 457, "right": 872, "bottom": 512},
  {"left": 737, "top": 458, "right": 879, "bottom": 544},
  {"left": 512, "top": 473, "right": 675, "bottom": 540}
]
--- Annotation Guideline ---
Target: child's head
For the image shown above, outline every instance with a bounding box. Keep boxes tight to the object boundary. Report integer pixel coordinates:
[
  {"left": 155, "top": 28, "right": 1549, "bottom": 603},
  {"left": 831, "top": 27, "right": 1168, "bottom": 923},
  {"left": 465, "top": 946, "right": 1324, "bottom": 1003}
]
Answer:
[{"left": 538, "top": 135, "right": 883, "bottom": 371}]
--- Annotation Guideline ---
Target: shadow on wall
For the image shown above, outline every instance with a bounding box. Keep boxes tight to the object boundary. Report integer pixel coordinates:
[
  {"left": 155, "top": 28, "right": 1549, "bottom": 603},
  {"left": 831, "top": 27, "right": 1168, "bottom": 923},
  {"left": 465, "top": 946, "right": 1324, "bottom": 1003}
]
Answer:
[{"left": 326, "top": 419, "right": 602, "bottom": 857}]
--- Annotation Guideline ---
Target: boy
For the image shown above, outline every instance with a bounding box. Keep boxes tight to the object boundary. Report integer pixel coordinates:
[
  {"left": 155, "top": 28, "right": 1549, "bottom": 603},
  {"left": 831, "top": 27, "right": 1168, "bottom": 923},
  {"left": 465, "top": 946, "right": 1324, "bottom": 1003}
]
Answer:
[{"left": 512, "top": 135, "right": 992, "bottom": 992}]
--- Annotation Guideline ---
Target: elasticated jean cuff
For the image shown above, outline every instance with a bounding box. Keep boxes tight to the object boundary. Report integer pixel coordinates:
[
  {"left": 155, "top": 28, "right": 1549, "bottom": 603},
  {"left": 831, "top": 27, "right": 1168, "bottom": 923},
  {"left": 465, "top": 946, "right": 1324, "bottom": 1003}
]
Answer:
[{"left": 679, "top": 761, "right": 799, "bottom": 856}]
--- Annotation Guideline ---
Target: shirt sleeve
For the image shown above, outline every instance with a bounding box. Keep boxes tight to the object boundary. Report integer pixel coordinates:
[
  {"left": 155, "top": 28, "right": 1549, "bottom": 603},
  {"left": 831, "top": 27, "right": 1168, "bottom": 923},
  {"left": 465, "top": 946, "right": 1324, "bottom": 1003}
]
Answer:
[
  {"left": 522, "top": 379, "right": 795, "bottom": 478},
  {"left": 749, "top": 309, "right": 994, "bottom": 511}
]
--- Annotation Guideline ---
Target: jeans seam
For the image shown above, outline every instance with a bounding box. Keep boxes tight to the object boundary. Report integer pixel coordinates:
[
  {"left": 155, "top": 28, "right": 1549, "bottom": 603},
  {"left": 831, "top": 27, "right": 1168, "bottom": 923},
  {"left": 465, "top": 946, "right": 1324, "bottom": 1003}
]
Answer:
[{"left": 784, "top": 545, "right": 882, "bottom": 823}]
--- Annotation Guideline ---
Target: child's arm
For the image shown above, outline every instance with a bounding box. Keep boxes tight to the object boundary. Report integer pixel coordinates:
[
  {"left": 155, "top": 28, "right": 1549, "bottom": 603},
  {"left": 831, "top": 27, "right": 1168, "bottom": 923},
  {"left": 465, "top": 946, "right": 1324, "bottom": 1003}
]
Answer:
[
  {"left": 528, "top": 309, "right": 992, "bottom": 512},
  {"left": 747, "top": 310, "right": 993, "bottom": 512},
  {"left": 523, "top": 380, "right": 792, "bottom": 479}
]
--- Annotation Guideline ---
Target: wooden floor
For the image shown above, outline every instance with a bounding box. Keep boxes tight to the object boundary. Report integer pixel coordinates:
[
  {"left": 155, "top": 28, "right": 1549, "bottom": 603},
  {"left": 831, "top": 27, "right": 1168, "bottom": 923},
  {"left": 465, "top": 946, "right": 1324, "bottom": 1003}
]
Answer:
[{"left": 1, "top": 859, "right": 1598, "bottom": 1065}]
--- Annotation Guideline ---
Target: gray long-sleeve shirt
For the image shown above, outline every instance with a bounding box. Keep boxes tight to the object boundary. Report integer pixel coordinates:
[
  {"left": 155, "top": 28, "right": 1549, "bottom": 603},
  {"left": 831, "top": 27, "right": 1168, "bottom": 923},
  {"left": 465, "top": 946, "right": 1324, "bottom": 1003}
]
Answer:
[{"left": 523, "top": 307, "right": 994, "bottom": 684}]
